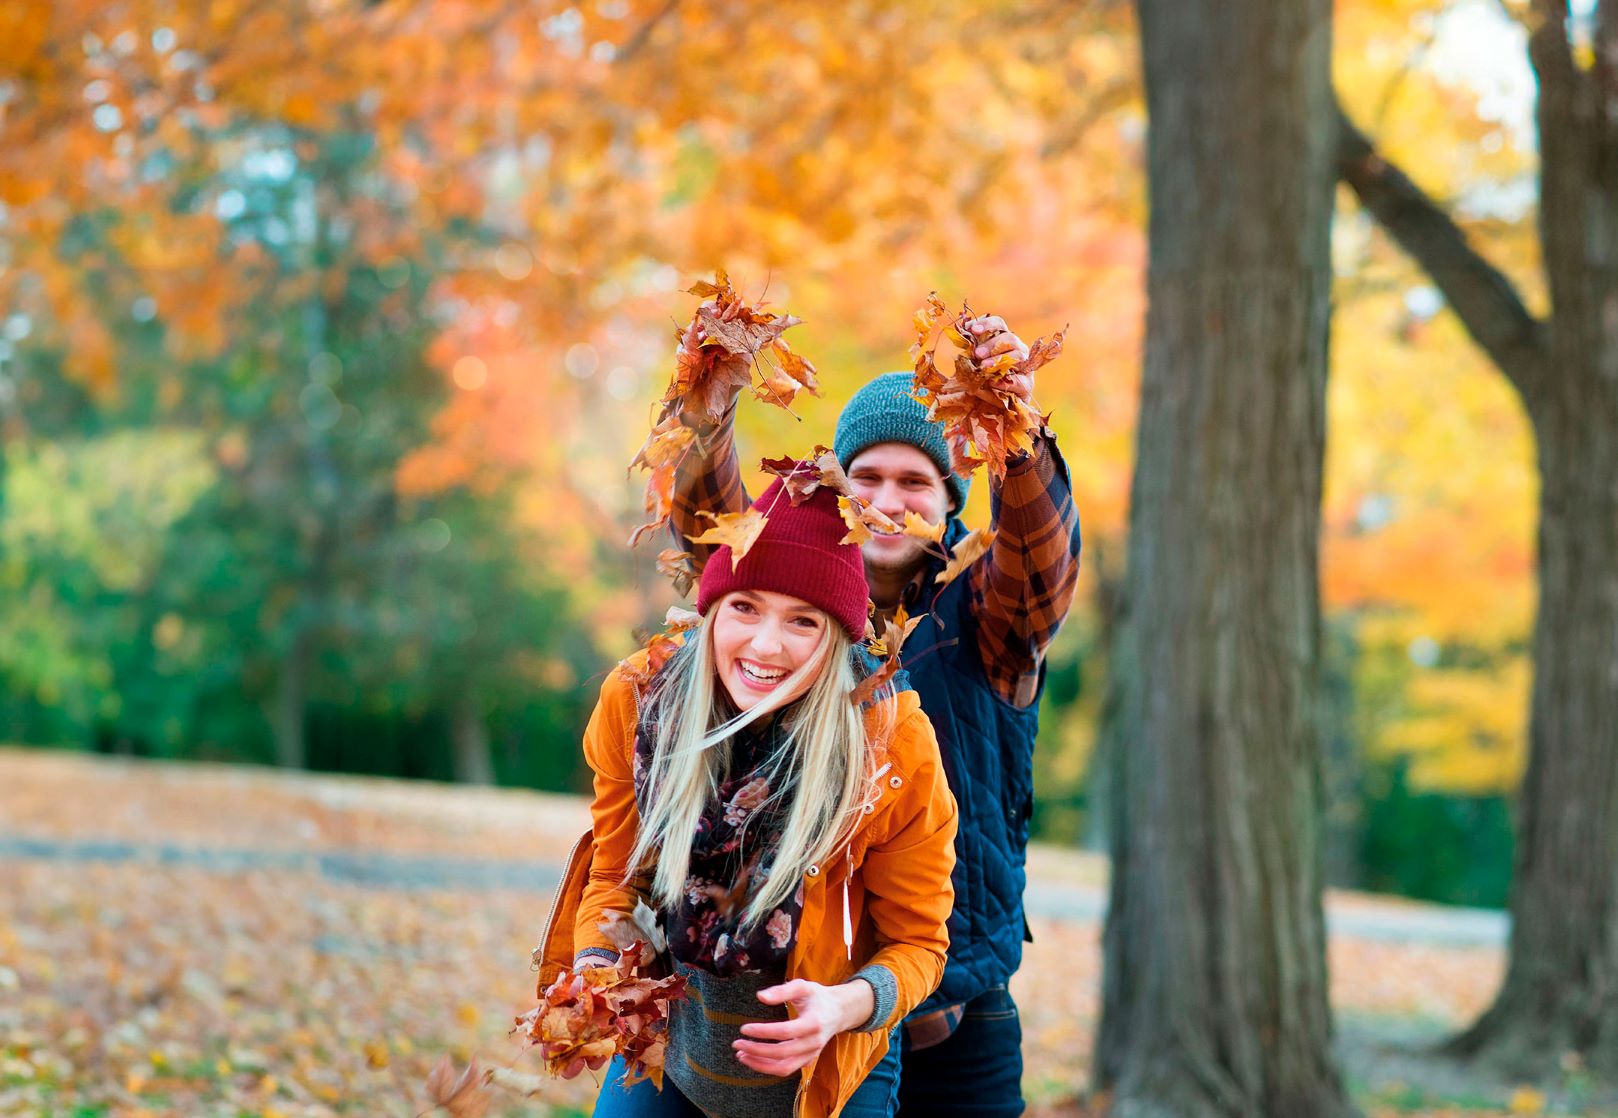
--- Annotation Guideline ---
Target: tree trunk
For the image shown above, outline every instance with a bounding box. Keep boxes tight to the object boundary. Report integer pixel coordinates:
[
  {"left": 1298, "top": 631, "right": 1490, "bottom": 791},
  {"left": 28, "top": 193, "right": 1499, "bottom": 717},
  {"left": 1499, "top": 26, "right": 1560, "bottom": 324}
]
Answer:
[
  {"left": 1450, "top": 392, "right": 1618, "bottom": 1075},
  {"left": 1096, "top": 1, "right": 1355, "bottom": 1114},
  {"left": 274, "top": 627, "right": 310, "bottom": 770},
  {"left": 1450, "top": 14, "right": 1618, "bottom": 1060},
  {"left": 451, "top": 689, "right": 495, "bottom": 786}
]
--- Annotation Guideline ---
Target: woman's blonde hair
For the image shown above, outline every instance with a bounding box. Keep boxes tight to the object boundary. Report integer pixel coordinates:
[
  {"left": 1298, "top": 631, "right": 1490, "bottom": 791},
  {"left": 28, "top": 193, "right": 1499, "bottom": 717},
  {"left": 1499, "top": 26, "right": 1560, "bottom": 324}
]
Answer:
[{"left": 627, "top": 604, "right": 896, "bottom": 928}]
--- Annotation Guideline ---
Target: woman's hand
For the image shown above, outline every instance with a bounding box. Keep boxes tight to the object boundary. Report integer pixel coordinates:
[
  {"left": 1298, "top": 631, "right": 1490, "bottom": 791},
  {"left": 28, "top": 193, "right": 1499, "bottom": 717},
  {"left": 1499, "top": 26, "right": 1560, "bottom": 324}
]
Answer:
[{"left": 732, "top": 978, "right": 876, "bottom": 1077}]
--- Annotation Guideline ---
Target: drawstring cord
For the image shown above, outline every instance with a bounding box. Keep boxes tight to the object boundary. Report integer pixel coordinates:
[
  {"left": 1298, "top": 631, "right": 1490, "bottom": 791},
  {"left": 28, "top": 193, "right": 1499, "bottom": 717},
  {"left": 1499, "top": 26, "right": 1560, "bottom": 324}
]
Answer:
[{"left": 842, "top": 762, "right": 892, "bottom": 961}]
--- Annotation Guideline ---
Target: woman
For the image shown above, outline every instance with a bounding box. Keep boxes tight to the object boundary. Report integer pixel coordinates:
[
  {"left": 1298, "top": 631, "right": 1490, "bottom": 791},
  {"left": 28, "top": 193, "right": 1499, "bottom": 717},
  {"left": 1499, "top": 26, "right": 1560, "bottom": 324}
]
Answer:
[{"left": 535, "top": 475, "right": 958, "bottom": 1118}]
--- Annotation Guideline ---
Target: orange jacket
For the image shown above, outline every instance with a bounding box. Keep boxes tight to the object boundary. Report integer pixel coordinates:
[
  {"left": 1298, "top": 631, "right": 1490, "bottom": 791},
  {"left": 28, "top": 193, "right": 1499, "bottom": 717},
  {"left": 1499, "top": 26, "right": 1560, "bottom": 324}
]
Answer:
[{"left": 535, "top": 653, "right": 958, "bottom": 1117}]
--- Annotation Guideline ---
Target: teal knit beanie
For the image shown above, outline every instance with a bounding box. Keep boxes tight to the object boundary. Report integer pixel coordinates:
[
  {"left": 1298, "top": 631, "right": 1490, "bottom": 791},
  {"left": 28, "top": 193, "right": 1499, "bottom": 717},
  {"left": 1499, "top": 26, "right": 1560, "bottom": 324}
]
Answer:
[{"left": 833, "top": 371, "right": 970, "bottom": 513}]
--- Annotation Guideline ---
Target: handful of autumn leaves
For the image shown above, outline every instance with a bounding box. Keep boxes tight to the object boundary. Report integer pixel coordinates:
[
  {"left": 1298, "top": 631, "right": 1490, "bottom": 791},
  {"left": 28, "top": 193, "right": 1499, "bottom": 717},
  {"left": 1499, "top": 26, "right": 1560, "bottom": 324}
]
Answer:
[
  {"left": 513, "top": 942, "right": 685, "bottom": 1088},
  {"left": 420, "top": 919, "right": 686, "bottom": 1117},
  {"left": 909, "top": 293, "right": 1066, "bottom": 481},
  {"left": 515, "top": 913, "right": 688, "bottom": 1090},
  {"left": 629, "top": 270, "right": 820, "bottom": 549}
]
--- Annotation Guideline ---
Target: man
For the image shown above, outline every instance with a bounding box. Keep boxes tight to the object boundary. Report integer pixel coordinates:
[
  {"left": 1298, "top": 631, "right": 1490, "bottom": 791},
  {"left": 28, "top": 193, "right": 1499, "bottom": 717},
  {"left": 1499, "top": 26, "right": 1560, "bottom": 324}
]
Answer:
[{"left": 672, "top": 315, "right": 1082, "bottom": 1116}]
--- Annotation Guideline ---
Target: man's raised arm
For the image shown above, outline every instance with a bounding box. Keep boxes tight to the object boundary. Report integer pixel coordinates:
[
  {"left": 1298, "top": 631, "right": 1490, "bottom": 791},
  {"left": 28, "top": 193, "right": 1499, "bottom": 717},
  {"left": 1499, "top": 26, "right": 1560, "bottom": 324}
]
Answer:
[{"left": 966, "top": 439, "right": 1082, "bottom": 709}]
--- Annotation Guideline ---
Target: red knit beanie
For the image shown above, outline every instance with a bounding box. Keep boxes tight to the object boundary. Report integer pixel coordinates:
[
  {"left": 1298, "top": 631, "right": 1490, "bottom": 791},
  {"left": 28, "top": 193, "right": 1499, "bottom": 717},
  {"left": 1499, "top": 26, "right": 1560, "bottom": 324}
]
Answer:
[{"left": 695, "top": 477, "right": 870, "bottom": 641}]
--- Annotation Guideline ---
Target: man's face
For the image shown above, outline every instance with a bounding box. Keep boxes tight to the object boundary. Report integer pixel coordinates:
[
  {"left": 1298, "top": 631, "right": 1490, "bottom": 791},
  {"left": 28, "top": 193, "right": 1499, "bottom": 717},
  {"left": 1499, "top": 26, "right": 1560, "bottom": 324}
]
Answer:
[{"left": 847, "top": 442, "right": 952, "bottom": 575}]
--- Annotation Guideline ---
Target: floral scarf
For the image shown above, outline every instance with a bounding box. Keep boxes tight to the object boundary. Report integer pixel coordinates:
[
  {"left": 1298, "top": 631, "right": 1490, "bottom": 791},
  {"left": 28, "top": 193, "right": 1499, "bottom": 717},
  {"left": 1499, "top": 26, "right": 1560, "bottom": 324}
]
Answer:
[{"left": 633, "top": 713, "right": 804, "bottom": 977}]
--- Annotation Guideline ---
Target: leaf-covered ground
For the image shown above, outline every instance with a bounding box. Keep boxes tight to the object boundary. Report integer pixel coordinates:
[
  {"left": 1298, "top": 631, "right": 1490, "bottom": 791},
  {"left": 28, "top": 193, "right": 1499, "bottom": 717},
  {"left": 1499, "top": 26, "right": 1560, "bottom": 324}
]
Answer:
[{"left": 0, "top": 748, "right": 1609, "bottom": 1118}]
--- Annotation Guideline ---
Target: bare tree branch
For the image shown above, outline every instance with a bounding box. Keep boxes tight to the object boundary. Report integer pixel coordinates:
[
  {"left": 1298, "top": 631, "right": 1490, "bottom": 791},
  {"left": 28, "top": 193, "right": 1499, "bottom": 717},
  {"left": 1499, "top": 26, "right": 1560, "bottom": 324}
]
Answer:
[
  {"left": 615, "top": 0, "right": 681, "bottom": 64},
  {"left": 1334, "top": 97, "right": 1547, "bottom": 396}
]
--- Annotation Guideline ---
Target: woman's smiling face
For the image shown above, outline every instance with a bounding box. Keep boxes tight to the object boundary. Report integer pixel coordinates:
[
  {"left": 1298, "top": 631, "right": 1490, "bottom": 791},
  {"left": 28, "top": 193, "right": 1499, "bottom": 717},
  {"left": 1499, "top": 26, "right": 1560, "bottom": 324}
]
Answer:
[{"left": 710, "top": 589, "right": 829, "bottom": 712}]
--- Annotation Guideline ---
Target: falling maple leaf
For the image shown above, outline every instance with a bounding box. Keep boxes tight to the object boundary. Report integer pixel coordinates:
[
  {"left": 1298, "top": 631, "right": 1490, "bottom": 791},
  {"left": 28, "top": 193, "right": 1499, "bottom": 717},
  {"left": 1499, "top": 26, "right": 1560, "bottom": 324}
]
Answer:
[
  {"left": 754, "top": 336, "right": 820, "bottom": 409},
  {"left": 908, "top": 293, "right": 1066, "bottom": 481},
  {"left": 686, "top": 507, "right": 769, "bottom": 569},
  {"left": 627, "top": 415, "right": 702, "bottom": 547},
  {"left": 853, "top": 604, "right": 922, "bottom": 705},
  {"left": 935, "top": 528, "right": 996, "bottom": 590},
  {"left": 657, "top": 549, "right": 699, "bottom": 598},
  {"left": 865, "top": 603, "right": 922, "bottom": 659},
  {"left": 761, "top": 449, "right": 835, "bottom": 503},
  {"left": 422, "top": 1055, "right": 491, "bottom": 1118}
]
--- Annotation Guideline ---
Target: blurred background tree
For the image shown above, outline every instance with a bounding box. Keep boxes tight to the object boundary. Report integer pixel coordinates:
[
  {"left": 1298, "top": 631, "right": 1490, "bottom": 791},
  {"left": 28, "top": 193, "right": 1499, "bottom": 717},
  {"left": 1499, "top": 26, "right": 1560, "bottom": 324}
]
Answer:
[{"left": 1337, "top": 0, "right": 1618, "bottom": 1081}]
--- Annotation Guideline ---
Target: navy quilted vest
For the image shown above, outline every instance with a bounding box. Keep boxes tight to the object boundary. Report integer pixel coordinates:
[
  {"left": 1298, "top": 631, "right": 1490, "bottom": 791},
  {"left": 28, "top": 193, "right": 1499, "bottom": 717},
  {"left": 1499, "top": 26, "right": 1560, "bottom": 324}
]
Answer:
[{"left": 904, "top": 518, "right": 1043, "bottom": 1010}]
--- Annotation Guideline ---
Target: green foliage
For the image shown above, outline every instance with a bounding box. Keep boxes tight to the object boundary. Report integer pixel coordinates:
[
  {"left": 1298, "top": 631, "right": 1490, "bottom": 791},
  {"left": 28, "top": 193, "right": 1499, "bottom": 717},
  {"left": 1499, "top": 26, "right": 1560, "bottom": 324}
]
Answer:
[{"left": 1358, "top": 756, "right": 1514, "bottom": 910}]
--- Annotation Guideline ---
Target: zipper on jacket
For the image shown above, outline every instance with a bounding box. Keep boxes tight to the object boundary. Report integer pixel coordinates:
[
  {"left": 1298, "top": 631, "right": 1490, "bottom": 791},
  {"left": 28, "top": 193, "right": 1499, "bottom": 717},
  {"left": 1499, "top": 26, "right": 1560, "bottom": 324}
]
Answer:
[{"left": 532, "top": 829, "right": 593, "bottom": 977}]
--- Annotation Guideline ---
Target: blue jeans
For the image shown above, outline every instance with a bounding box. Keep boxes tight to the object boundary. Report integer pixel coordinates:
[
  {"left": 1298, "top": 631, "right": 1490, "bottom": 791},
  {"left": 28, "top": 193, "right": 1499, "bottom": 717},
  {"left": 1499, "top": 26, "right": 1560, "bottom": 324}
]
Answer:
[
  {"left": 592, "top": 1027, "right": 903, "bottom": 1117},
  {"left": 897, "top": 986, "right": 1024, "bottom": 1117}
]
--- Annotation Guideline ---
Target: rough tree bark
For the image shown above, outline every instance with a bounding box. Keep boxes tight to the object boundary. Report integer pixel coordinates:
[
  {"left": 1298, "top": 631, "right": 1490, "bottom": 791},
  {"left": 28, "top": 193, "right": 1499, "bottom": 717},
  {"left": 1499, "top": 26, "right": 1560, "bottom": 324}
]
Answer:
[
  {"left": 1094, "top": 0, "right": 1356, "bottom": 1115},
  {"left": 1335, "top": 0, "right": 1618, "bottom": 1079}
]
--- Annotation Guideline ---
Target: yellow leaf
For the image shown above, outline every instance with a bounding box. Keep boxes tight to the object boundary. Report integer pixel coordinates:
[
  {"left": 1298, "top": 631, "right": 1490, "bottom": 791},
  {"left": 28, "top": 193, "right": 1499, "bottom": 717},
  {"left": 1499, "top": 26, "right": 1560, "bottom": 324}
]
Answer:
[
  {"left": 902, "top": 510, "right": 945, "bottom": 543},
  {"left": 456, "top": 1002, "right": 480, "bottom": 1027},
  {"left": 365, "top": 1040, "right": 390, "bottom": 1069},
  {"left": 936, "top": 528, "right": 996, "bottom": 589},
  {"left": 686, "top": 507, "right": 769, "bottom": 569},
  {"left": 838, "top": 496, "right": 872, "bottom": 546}
]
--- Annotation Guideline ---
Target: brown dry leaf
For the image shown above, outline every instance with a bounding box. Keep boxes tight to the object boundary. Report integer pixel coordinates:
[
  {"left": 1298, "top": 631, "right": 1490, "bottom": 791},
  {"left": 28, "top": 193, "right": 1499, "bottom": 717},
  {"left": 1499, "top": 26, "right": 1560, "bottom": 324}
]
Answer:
[
  {"left": 657, "top": 549, "right": 699, "bottom": 598},
  {"left": 422, "top": 1055, "right": 491, "bottom": 1118},
  {"left": 628, "top": 417, "right": 700, "bottom": 547},
  {"left": 901, "top": 510, "right": 945, "bottom": 544},
  {"left": 854, "top": 605, "right": 921, "bottom": 705},
  {"left": 630, "top": 273, "right": 815, "bottom": 547},
  {"left": 665, "top": 272, "right": 815, "bottom": 421},
  {"left": 936, "top": 528, "right": 996, "bottom": 590},
  {"left": 753, "top": 337, "right": 821, "bottom": 409},
  {"left": 865, "top": 604, "right": 922, "bottom": 658},
  {"left": 760, "top": 451, "right": 831, "bottom": 503},
  {"left": 628, "top": 458, "right": 678, "bottom": 549},
  {"left": 850, "top": 655, "right": 900, "bottom": 707},
  {"left": 686, "top": 507, "right": 769, "bottom": 569},
  {"left": 631, "top": 415, "right": 697, "bottom": 472}
]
